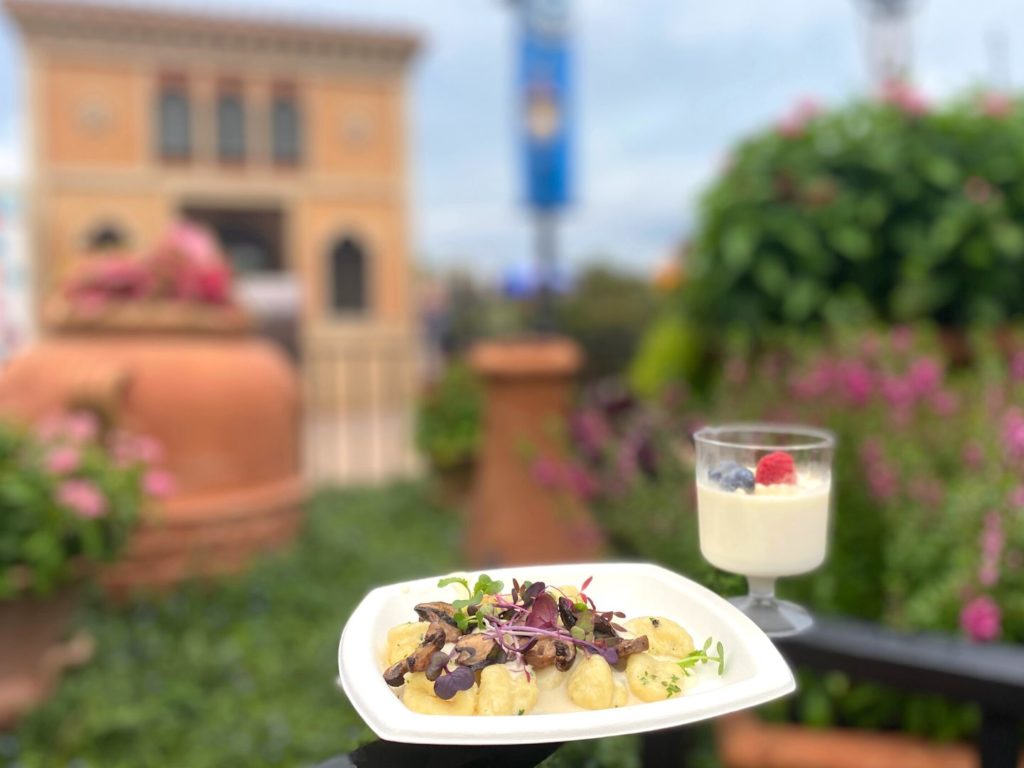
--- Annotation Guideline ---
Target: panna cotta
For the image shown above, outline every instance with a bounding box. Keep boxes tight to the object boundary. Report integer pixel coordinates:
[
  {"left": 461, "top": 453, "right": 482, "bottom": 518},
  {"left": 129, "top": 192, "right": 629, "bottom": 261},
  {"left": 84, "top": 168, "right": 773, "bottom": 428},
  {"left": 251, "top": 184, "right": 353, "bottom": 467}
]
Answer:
[{"left": 697, "top": 461, "right": 831, "bottom": 578}]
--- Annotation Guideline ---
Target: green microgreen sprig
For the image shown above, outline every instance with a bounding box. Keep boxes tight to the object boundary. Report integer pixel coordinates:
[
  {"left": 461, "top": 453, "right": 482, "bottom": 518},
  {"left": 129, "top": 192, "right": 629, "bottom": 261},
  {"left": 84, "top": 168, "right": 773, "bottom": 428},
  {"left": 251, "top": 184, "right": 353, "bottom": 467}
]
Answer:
[
  {"left": 677, "top": 637, "right": 726, "bottom": 677},
  {"left": 438, "top": 574, "right": 504, "bottom": 631}
]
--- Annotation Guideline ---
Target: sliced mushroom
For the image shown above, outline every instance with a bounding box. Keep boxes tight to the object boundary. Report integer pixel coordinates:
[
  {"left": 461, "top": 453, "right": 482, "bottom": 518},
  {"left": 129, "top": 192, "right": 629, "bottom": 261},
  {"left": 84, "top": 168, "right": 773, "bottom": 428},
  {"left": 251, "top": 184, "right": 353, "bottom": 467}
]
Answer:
[
  {"left": 382, "top": 625, "right": 447, "bottom": 687},
  {"left": 451, "top": 633, "right": 498, "bottom": 666},
  {"left": 431, "top": 619, "right": 462, "bottom": 644},
  {"left": 523, "top": 637, "right": 558, "bottom": 669},
  {"left": 554, "top": 639, "right": 577, "bottom": 671},
  {"left": 610, "top": 634, "right": 650, "bottom": 660},
  {"left": 414, "top": 601, "right": 459, "bottom": 628}
]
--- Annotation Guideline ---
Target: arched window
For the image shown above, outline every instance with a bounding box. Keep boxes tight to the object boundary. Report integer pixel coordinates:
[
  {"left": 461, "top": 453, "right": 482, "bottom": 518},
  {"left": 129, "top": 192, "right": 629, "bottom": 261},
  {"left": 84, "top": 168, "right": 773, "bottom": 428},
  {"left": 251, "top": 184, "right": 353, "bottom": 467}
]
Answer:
[
  {"left": 85, "top": 223, "right": 128, "bottom": 252},
  {"left": 328, "top": 236, "right": 368, "bottom": 314}
]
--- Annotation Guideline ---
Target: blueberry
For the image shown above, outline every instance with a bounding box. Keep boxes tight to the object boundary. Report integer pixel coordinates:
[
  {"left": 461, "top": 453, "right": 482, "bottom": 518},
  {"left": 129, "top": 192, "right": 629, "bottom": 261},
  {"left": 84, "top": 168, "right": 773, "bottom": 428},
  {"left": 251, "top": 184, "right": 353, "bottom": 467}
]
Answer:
[{"left": 709, "top": 461, "right": 754, "bottom": 492}]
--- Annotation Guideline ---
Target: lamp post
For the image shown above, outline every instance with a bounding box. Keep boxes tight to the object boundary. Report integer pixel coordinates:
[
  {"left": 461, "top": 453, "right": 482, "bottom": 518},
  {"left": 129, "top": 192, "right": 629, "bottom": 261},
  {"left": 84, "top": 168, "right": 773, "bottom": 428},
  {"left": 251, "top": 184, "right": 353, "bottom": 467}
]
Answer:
[
  {"left": 511, "top": 0, "right": 572, "bottom": 332},
  {"left": 853, "top": 0, "right": 922, "bottom": 86}
]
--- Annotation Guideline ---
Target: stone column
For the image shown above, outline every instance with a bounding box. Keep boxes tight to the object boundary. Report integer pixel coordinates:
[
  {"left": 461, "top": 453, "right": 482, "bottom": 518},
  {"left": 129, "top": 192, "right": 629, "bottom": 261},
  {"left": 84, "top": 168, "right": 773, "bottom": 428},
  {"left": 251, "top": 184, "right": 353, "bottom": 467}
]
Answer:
[{"left": 467, "top": 336, "right": 604, "bottom": 567}]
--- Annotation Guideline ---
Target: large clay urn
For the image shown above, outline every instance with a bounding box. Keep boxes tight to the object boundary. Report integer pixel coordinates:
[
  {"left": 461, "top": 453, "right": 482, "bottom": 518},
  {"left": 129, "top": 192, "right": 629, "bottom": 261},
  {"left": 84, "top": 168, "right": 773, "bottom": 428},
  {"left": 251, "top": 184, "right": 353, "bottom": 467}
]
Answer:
[
  {"left": 467, "top": 336, "right": 604, "bottom": 567},
  {"left": 0, "top": 320, "right": 303, "bottom": 596}
]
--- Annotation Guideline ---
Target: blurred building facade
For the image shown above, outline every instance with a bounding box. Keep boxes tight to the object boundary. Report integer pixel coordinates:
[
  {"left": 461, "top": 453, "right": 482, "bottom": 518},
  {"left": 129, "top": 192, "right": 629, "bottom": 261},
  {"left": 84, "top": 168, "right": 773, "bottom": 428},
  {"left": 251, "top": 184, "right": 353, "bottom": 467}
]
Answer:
[
  {"left": 0, "top": 181, "right": 33, "bottom": 360},
  {"left": 7, "top": 0, "right": 420, "bottom": 483}
]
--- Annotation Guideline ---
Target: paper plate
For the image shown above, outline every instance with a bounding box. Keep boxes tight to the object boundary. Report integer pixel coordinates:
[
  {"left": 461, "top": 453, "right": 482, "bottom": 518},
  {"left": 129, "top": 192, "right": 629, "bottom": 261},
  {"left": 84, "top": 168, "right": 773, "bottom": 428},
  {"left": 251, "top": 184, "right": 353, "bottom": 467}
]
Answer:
[{"left": 338, "top": 562, "right": 794, "bottom": 745}]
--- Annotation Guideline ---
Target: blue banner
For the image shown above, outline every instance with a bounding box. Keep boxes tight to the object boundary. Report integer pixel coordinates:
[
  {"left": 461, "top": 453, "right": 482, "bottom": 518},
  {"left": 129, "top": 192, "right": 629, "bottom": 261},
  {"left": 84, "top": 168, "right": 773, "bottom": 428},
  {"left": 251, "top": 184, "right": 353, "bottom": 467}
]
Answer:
[{"left": 519, "top": 0, "right": 571, "bottom": 210}]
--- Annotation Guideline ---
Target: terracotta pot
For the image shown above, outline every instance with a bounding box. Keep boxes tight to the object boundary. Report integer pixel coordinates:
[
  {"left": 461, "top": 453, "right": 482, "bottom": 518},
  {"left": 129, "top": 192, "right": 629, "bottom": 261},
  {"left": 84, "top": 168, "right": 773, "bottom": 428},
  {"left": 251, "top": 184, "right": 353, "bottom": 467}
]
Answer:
[
  {"left": 0, "top": 588, "right": 87, "bottom": 729},
  {"left": 0, "top": 332, "right": 304, "bottom": 595},
  {"left": 716, "top": 712, "right": 1024, "bottom": 768},
  {"left": 467, "top": 336, "right": 604, "bottom": 567}
]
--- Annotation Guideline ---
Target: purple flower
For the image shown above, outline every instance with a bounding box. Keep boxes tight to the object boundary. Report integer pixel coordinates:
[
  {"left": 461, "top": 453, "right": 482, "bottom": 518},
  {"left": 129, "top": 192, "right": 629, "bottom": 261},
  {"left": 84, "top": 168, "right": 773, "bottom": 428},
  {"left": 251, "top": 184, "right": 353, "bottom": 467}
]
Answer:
[
  {"left": 881, "top": 375, "right": 915, "bottom": 410},
  {"left": 837, "top": 360, "right": 873, "bottom": 406},
  {"left": 929, "top": 389, "right": 959, "bottom": 416},
  {"left": 58, "top": 479, "right": 107, "bottom": 519},
  {"left": 564, "top": 464, "right": 599, "bottom": 501},
  {"left": 530, "top": 456, "right": 564, "bottom": 489},
  {"left": 1001, "top": 407, "right": 1024, "bottom": 460},
  {"left": 1011, "top": 352, "right": 1024, "bottom": 382},
  {"left": 907, "top": 357, "right": 942, "bottom": 397},
  {"left": 45, "top": 445, "right": 80, "bottom": 475},
  {"left": 571, "top": 409, "right": 611, "bottom": 458},
  {"left": 962, "top": 440, "right": 985, "bottom": 469},
  {"left": 1008, "top": 485, "right": 1024, "bottom": 507},
  {"left": 960, "top": 596, "right": 1001, "bottom": 642},
  {"left": 868, "top": 463, "right": 898, "bottom": 502}
]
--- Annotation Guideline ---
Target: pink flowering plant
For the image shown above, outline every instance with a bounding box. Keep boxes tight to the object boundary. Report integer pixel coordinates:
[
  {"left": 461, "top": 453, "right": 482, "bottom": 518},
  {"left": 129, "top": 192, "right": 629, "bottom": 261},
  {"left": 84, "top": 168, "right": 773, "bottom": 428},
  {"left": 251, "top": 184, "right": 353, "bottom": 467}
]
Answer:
[
  {"left": 0, "top": 409, "right": 173, "bottom": 598},
  {"left": 537, "top": 326, "right": 1023, "bottom": 738},
  {"left": 63, "top": 221, "right": 233, "bottom": 315}
]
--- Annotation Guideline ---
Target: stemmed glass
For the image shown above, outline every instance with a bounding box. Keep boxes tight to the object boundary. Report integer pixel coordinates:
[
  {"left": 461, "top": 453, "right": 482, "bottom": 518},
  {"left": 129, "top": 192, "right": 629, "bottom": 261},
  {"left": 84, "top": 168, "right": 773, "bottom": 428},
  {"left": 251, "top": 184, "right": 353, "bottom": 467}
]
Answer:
[{"left": 693, "top": 424, "right": 835, "bottom": 638}]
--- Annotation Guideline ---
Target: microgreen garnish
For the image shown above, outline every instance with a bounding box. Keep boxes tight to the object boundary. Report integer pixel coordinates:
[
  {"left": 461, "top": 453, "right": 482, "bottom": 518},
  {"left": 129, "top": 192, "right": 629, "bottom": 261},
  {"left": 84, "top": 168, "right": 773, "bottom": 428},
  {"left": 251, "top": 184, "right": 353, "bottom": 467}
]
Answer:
[
  {"left": 662, "top": 673, "right": 683, "bottom": 697},
  {"left": 440, "top": 574, "right": 505, "bottom": 631},
  {"left": 433, "top": 665, "right": 475, "bottom": 700},
  {"left": 677, "top": 637, "right": 726, "bottom": 677}
]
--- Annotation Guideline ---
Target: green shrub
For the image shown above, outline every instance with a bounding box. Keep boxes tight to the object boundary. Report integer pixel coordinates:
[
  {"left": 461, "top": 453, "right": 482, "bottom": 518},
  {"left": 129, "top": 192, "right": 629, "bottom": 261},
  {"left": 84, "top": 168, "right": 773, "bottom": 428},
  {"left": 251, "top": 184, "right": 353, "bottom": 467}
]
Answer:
[
  {"left": 541, "top": 326, "right": 1023, "bottom": 740},
  {"left": 0, "top": 411, "right": 165, "bottom": 598},
  {"left": 684, "top": 88, "right": 1024, "bottom": 333},
  {"left": 416, "top": 363, "right": 482, "bottom": 470}
]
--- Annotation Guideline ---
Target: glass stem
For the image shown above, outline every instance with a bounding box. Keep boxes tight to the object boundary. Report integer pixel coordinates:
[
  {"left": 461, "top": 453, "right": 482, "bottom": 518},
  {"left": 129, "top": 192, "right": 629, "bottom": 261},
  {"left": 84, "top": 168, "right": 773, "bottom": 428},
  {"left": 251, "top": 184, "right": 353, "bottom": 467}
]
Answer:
[{"left": 747, "top": 576, "right": 777, "bottom": 605}]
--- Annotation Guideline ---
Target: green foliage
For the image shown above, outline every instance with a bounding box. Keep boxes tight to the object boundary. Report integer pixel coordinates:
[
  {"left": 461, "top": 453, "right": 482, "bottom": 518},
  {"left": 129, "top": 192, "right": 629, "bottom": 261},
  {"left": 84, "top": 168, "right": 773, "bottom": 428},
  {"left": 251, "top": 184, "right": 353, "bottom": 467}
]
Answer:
[
  {"left": 8, "top": 484, "right": 632, "bottom": 767},
  {"left": 562, "top": 326, "right": 1024, "bottom": 741},
  {"left": 416, "top": 363, "right": 482, "bottom": 470},
  {"left": 0, "top": 413, "right": 151, "bottom": 599},
  {"left": 628, "top": 314, "right": 705, "bottom": 397},
  {"left": 556, "top": 265, "right": 660, "bottom": 382},
  {"left": 684, "top": 90, "right": 1024, "bottom": 333}
]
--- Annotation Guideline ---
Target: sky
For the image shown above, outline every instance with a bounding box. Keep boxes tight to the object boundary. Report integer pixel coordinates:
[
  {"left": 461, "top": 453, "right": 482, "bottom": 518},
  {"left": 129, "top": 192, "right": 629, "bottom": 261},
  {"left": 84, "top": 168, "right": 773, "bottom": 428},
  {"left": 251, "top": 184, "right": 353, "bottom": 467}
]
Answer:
[{"left": 1, "top": 0, "right": 1023, "bottom": 278}]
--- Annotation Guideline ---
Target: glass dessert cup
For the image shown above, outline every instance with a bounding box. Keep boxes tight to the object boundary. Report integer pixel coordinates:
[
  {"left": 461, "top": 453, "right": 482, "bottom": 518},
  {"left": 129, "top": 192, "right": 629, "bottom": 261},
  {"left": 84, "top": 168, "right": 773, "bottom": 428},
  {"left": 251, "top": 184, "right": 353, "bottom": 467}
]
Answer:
[{"left": 693, "top": 424, "right": 835, "bottom": 638}]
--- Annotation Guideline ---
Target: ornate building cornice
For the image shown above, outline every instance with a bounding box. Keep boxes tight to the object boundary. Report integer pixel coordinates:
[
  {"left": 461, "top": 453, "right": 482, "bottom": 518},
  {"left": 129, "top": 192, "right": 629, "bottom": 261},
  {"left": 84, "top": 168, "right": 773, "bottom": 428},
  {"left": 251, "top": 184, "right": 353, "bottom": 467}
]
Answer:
[{"left": 5, "top": 0, "right": 420, "bottom": 72}]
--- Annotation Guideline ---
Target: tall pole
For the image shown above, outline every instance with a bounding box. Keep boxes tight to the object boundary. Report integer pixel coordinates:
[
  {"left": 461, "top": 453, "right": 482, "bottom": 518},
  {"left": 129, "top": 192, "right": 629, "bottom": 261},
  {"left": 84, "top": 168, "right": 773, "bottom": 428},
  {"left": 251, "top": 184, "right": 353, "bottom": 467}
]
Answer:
[
  {"left": 534, "top": 210, "right": 557, "bottom": 332},
  {"left": 854, "top": 0, "right": 920, "bottom": 86}
]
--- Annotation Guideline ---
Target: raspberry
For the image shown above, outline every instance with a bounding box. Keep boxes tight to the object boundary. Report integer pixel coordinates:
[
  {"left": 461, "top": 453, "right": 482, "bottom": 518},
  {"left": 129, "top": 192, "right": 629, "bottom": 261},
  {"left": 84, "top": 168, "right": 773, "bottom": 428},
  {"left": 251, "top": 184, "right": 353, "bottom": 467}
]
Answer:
[{"left": 755, "top": 451, "right": 797, "bottom": 485}]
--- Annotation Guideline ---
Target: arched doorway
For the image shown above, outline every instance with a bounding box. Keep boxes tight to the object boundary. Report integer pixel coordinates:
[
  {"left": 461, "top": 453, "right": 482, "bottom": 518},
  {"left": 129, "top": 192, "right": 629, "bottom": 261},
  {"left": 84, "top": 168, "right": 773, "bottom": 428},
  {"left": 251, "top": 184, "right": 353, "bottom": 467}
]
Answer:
[{"left": 85, "top": 222, "right": 128, "bottom": 253}]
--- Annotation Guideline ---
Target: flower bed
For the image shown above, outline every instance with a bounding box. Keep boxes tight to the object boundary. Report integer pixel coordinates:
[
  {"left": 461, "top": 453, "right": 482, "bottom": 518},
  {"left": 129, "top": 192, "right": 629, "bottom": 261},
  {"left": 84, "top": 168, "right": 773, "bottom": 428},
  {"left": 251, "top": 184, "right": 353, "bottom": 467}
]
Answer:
[{"left": 538, "top": 326, "right": 1023, "bottom": 739}]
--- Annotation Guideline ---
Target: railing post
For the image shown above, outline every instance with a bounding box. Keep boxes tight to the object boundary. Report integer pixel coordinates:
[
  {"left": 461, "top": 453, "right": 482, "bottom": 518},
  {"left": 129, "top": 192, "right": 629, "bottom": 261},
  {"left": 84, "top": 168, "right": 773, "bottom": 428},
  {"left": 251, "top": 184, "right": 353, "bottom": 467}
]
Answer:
[{"left": 978, "top": 708, "right": 1019, "bottom": 768}]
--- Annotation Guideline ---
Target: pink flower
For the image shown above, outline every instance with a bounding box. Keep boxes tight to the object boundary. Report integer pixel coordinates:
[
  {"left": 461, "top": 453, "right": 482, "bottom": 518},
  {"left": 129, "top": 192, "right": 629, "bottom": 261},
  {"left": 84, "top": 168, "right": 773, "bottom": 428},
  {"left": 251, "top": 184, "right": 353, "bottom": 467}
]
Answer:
[
  {"left": 964, "top": 176, "right": 993, "bottom": 205},
  {"left": 530, "top": 456, "right": 564, "bottom": 489},
  {"left": 1009, "top": 485, "right": 1024, "bottom": 507},
  {"left": 724, "top": 357, "right": 749, "bottom": 386},
  {"left": 64, "top": 412, "right": 98, "bottom": 443},
  {"left": 143, "top": 468, "right": 176, "bottom": 498},
  {"left": 1010, "top": 352, "right": 1024, "bottom": 382},
  {"left": 881, "top": 375, "right": 915, "bottom": 410},
  {"left": 868, "top": 463, "right": 898, "bottom": 502},
  {"left": 837, "top": 360, "right": 873, "bottom": 406},
  {"left": 907, "top": 357, "right": 942, "bottom": 396},
  {"left": 962, "top": 440, "right": 985, "bottom": 469},
  {"left": 978, "top": 563, "right": 999, "bottom": 587},
  {"left": 929, "top": 389, "right": 959, "bottom": 416},
  {"left": 58, "top": 479, "right": 107, "bottom": 519},
  {"left": 45, "top": 445, "right": 80, "bottom": 475},
  {"left": 890, "top": 326, "right": 914, "bottom": 353},
  {"left": 960, "top": 595, "right": 1001, "bottom": 642},
  {"left": 114, "top": 432, "right": 164, "bottom": 466},
  {"left": 564, "top": 464, "right": 599, "bottom": 501},
  {"left": 980, "top": 92, "right": 1013, "bottom": 118},
  {"left": 776, "top": 98, "right": 821, "bottom": 139},
  {"left": 879, "top": 79, "right": 929, "bottom": 116},
  {"left": 571, "top": 409, "right": 611, "bottom": 458},
  {"left": 1001, "top": 407, "right": 1024, "bottom": 460}
]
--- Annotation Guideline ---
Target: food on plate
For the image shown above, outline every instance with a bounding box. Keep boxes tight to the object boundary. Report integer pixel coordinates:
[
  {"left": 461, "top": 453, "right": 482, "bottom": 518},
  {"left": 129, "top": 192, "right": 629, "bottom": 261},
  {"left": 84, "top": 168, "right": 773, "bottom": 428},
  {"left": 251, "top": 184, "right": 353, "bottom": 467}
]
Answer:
[{"left": 380, "top": 573, "right": 726, "bottom": 715}]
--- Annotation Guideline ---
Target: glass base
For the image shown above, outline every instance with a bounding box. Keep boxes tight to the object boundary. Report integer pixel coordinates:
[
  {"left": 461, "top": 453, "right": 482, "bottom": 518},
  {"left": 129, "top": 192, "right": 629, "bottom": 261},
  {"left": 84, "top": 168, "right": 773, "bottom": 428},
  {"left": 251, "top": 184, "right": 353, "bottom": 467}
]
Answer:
[{"left": 729, "top": 594, "right": 814, "bottom": 638}]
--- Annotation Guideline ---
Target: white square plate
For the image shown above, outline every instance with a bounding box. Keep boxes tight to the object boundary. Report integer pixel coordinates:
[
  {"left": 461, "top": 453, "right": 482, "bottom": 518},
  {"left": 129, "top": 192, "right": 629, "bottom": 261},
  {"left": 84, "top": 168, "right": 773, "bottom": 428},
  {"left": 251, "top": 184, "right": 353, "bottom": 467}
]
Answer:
[{"left": 337, "top": 562, "right": 794, "bottom": 745}]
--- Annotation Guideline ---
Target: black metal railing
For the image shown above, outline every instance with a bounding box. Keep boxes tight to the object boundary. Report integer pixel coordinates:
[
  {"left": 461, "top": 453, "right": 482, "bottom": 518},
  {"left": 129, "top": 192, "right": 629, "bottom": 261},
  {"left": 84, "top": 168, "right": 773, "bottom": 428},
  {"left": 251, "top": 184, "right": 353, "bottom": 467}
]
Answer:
[{"left": 321, "top": 616, "right": 1024, "bottom": 768}]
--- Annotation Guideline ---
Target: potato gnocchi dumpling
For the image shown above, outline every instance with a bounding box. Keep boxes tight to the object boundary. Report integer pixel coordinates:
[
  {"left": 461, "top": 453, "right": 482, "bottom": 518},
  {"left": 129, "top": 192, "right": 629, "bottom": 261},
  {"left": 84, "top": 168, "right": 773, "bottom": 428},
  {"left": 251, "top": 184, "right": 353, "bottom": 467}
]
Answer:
[
  {"left": 533, "top": 665, "right": 568, "bottom": 691},
  {"left": 555, "top": 584, "right": 580, "bottom": 601},
  {"left": 624, "top": 616, "right": 694, "bottom": 660},
  {"left": 477, "top": 664, "right": 539, "bottom": 716},
  {"left": 403, "top": 672, "right": 477, "bottom": 716},
  {"left": 567, "top": 654, "right": 618, "bottom": 710},
  {"left": 626, "top": 653, "right": 686, "bottom": 702},
  {"left": 386, "top": 622, "right": 430, "bottom": 666}
]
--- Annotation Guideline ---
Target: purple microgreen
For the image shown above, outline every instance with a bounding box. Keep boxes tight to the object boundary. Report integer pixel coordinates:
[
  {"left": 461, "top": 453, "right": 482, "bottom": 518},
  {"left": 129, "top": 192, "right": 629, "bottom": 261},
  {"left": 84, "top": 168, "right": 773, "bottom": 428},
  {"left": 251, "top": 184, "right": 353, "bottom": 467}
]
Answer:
[
  {"left": 525, "top": 592, "right": 558, "bottom": 629},
  {"left": 611, "top": 623, "right": 627, "bottom": 633},
  {"left": 425, "top": 651, "right": 449, "bottom": 681},
  {"left": 580, "top": 575, "right": 593, "bottom": 592},
  {"left": 522, "top": 581, "right": 546, "bottom": 606},
  {"left": 433, "top": 665, "right": 475, "bottom": 700}
]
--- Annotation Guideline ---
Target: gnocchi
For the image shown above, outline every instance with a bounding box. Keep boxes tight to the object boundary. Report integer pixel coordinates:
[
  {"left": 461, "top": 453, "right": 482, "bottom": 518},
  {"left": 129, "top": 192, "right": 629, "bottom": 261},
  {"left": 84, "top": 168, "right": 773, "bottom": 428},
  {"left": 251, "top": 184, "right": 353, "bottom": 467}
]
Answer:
[
  {"left": 626, "top": 653, "right": 686, "bottom": 702},
  {"left": 477, "top": 664, "right": 539, "bottom": 716},
  {"left": 403, "top": 672, "right": 478, "bottom": 716},
  {"left": 567, "top": 654, "right": 618, "bottom": 710},
  {"left": 624, "top": 616, "right": 694, "bottom": 660},
  {"left": 386, "top": 622, "right": 430, "bottom": 666}
]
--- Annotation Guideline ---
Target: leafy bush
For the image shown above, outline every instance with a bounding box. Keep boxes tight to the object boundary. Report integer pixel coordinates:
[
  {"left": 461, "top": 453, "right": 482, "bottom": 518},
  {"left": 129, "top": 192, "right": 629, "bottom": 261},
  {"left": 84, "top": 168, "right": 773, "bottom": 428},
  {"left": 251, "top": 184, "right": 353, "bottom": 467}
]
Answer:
[
  {"left": 556, "top": 266, "right": 660, "bottom": 382},
  {"left": 538, "top": 326, "right": 1023, "bottom": 739},
  {"left": 684, "top": 88, "right": 1024, "bottom": 333},
  {"left": 416, "top": 363, "right": 482, "bottom": 470},
  {"left": 0, "top": 410, "right": 170, "bottom": 598}
]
